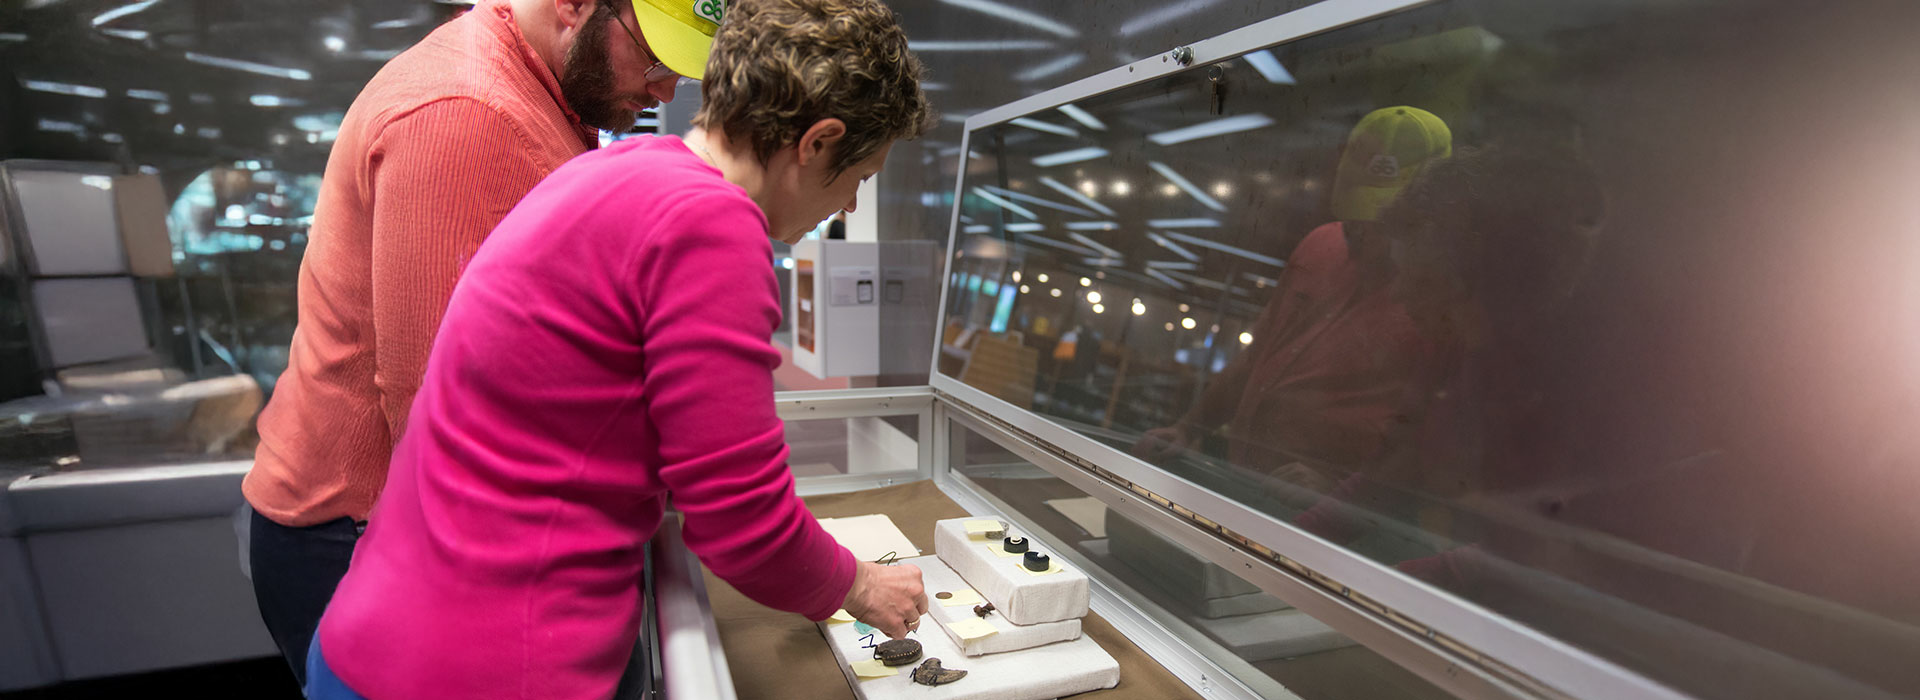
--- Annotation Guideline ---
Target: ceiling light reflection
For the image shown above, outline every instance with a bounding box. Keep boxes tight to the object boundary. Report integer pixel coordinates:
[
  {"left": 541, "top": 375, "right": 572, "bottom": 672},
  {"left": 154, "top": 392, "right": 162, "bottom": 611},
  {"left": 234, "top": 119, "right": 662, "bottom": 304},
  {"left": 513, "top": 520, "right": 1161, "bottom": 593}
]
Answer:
[
  {"left": 1032, "top": 147, "right": 1109, "bottom": 168},
  {"left": 937, "top": 0, "right": 1077, "bottom": 38},
  {"left": 1243, "top": 50, "right": 1296, "bottom": 85},
  {"left": 1014, "top": 54, "right": 1086, "bottom": 82},
  {"left": 1039, "top": 176, "right": 1115, "bottom": 216},
  {"left": 1057, "top": 104, "right": 1106, "bottom": 131},
  {"left": 1147, "top": 113, "right": 1276, "bottom": 146},
  {"left": 1148, "top": 161, "right": 1226, "bottom": 212}
]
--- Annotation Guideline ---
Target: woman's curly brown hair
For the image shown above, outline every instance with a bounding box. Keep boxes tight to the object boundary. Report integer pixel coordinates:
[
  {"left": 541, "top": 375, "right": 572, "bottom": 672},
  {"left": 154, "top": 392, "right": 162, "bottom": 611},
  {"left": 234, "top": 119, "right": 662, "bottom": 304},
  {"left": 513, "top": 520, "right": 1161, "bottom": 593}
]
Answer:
[{"left": 693, "top": 0, "right": 934, "bottom": 179}]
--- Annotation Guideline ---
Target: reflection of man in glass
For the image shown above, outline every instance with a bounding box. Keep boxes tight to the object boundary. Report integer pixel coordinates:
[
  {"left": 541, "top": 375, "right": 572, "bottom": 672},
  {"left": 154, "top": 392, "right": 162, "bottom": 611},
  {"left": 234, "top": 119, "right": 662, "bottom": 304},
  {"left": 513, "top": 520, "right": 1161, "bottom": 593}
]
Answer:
[
  {"left": 1300, "top": 139, "right": 1606, "bottom": 585},
  {"left": 1133, "top": 107, "right": 1452, "bottom": 495}
]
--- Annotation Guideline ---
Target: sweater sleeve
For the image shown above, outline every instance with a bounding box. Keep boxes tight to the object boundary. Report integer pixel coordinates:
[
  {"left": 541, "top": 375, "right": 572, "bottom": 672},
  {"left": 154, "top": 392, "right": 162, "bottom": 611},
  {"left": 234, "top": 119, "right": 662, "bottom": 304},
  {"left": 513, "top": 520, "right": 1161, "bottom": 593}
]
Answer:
[
  {"left": 635, "top": 194, "right": 857, "bottom": 621},
  {"left": 366, "top": 98, "right": 546, "bottom": 443}
]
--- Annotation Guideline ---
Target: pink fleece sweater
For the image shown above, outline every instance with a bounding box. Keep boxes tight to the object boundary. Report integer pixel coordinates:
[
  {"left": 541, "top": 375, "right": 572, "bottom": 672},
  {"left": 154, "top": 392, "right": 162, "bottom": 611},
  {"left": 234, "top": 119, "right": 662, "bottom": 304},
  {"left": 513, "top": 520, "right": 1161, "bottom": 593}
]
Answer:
[{"left": 316, "top": 135, "right": 857, "bottom": 700}]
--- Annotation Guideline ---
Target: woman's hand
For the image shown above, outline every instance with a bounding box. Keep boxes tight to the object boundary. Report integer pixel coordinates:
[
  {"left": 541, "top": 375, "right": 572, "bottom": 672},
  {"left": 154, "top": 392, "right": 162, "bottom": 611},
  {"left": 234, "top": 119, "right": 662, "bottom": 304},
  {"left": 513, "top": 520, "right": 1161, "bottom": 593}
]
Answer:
[{"left": 842, "top": 561, "right": 927, "bottom": 638}]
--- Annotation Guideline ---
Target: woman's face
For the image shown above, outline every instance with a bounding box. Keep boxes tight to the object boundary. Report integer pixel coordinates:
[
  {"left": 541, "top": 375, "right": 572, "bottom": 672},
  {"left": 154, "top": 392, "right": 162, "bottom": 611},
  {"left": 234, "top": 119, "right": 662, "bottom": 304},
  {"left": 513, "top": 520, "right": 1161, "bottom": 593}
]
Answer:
[{"left": 775, "top": 141, "right": 892, "bottom": 244}]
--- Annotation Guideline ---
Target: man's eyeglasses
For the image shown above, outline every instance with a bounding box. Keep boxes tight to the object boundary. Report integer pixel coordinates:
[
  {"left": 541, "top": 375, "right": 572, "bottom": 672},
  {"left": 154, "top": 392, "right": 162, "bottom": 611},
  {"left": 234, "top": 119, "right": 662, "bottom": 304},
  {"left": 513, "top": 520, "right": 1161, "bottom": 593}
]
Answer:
[{"left": 615, "top": 13, "right": 694, "bottom": 87}]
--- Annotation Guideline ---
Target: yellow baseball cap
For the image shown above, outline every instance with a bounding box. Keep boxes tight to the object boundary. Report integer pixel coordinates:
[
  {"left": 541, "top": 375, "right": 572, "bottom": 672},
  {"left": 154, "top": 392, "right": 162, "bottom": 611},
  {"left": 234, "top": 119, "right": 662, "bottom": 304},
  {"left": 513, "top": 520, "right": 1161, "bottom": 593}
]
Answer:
[
  {"left": 1330, "top": 106, "right": 1452, "bottom": 222},
  {"left": 630, "top": 0, "right": 725, "bottom": 81}
]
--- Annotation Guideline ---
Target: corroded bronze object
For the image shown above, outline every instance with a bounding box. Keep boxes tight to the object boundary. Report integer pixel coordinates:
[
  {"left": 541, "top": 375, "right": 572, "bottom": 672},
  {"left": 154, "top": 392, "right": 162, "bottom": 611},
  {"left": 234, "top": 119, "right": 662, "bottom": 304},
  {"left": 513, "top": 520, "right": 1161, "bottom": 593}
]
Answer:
[{"left": 911, "top": 658, "right": 967, "bottom": 686}]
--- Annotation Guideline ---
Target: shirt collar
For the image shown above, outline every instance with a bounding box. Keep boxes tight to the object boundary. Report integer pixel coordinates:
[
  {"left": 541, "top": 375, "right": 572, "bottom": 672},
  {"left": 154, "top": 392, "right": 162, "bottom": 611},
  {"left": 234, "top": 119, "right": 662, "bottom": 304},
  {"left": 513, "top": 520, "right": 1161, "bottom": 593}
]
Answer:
[{"left": 478, "top": 0, "right": 599, "bottom": 148}]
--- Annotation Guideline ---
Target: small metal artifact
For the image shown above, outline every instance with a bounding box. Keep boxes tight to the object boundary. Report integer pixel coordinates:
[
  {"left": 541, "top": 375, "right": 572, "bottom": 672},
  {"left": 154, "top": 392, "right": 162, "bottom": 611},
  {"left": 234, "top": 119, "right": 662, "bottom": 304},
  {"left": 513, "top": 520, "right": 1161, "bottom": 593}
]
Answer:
[
  {"left": 911, "top": 658, "right": 967, "bottom": 686},
  {"left": 874, "top": 638, "right": 923, "bottom": 666},
  {"left": 1002, "top": 536, "right": 1028, "bottom": 553},
  {"left": 973, "top": 602, "right": 995, "bottom": 618},
  {"left": 1023, "top": 551, "right": 1051, "bottom": 572}
]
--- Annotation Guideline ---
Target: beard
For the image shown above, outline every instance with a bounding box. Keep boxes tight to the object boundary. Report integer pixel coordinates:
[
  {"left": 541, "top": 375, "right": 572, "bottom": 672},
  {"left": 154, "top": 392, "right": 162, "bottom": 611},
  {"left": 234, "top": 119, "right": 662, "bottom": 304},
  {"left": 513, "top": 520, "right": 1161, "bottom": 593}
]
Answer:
[{"left": 559, "top": 9, "right": 651, "bottom": 133}]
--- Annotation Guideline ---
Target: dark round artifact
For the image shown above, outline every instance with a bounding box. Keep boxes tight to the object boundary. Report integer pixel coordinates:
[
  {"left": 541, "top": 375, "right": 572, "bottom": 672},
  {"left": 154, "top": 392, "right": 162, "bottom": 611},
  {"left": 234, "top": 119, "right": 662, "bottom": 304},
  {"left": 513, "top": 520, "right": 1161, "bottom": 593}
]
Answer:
[
  {"left": 1002, "top": 536, "right": 1028, "bottom": 553},
  {"left": 1023, "top": 551, "right": 1051, "bottom": 572},
  {"left": 874, "top": 638, "right": 923, "bottom": 666}
]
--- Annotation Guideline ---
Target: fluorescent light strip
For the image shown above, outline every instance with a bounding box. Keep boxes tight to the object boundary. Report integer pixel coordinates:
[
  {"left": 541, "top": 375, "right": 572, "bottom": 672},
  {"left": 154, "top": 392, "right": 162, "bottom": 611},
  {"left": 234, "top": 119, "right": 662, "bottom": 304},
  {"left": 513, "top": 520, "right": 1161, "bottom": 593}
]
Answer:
[
  {"left": 1146, "top": 218, "right": 1221, "bottom": 229},
  {"left": 23, "top": 81, "right": 107, "bottom": 98},
  {"left": 981, "top": 185, "right": 1094, "bottom": 217},
  {"left": 1243, "top": 50, "right": 1296, "bottom": 85},
  {"left": 1057, "top": 104, "right": 1106, "bottom": 131},
  {"left": 92, "top": 0, "right": 160, "bottom": 26},
  {"left": 1145, "top": 260, "right": 1199, "bottom": 270},
  {"left": 1146, "top": 232, "right": 1203, "bottom": 261},
  {"left": 371, "top": 18, "right": 421, "bottom": 29},
  {"left": 1014, "top": 54, "right": 1085, "bottom": 82},
  {"left": 1032, "top": 147, "right": 1108, "bottom": 167},
  {"left": 185, "top": 52, "right": 313, "bottom": 80},
  {"left": 1009, "top": 117, "right": 1078, "bottom": 138},
  {"left": 37, "top": 119, "right": 85, "bottom": 134},
  {"left": 1064, "top": 221, "right": 1118, "bottom": 231},
  {"left": 1168, "top": 271, "right": 1233, "bottom": 292},
  {"left": 1242, "top": 271, "right": 1282, "bottom": 286},
  {"left": 1164, "top": 231, "right": 1284, "bottom": 267},
  {"left": 1039, "top": 176, "right": 1115, "bottom": 217},
  {"left": 0, "top": 33, "right": 27, "bottom": 42},
  {"left": 937, "top": 0, "right": 1077, "bottom": 38},
  {"left": 1147, "top": 113, "right": 1277, "bottom": 146},
  {"left": 125, "top": 88, "right": 169, "bottom": 101},
  {"left": 1081, "top": 257, "right": 1125, "bottom": 267},
  {"left": 1144, "top": 268, "right": 1188, "bottom": 290},
  {"left": 1005, "top": 223, "right": 1044, "bottom": 232},
  {"left": 99, "top": 28, "right": 149, "bottom": 41},
  {"left": 1148, "top": 161, "right": 1227, "bottom": 212},
  {"left": 973, "top": 188, "right": 1038, "bottom": 219},
  {"left": 1117, "top": 0, "right": 1224, "bottom": 37},
  {"left": 921, "top": 82, "right": 951, "bottom": 91},
  {"left": 964, "top": 225, "right": 990, "bottom": 233},
  {"left": 1067, "top": 232, "right": 1122, "bottom": 257},
  {"left": 909, "top": 40, "right": 1052, "bottom": 52},
  {"left": 1020, "top": 236, "right": 1097, "bottom": 256}
]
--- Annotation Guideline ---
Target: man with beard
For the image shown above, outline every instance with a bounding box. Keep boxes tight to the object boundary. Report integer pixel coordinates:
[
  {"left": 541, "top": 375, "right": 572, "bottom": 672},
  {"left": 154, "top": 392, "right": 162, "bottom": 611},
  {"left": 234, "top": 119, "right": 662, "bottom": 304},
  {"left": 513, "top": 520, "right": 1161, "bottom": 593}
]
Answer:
[{"left": 241, "top": 0, "right": 721, "bottom": 683}]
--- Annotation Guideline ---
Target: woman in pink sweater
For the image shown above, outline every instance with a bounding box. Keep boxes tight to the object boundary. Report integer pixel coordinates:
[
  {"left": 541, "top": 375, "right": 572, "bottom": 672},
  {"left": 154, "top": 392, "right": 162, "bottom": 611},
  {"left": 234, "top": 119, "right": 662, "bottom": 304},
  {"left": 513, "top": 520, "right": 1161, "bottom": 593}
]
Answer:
[{"left": 305, "top": 1, "right": 934, "bottom": 697}]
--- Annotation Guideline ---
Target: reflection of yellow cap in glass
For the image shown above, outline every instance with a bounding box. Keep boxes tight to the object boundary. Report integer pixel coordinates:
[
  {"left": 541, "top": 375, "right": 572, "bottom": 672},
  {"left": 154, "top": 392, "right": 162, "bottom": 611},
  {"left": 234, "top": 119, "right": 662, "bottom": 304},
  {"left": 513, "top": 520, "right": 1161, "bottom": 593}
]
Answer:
[
  {"left": 1330, "top": 106, "right": 1452, "bottom": 222},
  {"left": 630, "top": 0, "right": 725, "bottom": 81}
]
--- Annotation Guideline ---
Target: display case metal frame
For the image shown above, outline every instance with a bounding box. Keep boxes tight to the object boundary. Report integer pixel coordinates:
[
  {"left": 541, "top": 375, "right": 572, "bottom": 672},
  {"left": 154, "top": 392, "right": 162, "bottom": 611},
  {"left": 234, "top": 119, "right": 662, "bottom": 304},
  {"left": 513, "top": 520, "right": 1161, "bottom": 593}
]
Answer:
[{"left": 913, "top": 0, "right": 1704, "bottom": 699}]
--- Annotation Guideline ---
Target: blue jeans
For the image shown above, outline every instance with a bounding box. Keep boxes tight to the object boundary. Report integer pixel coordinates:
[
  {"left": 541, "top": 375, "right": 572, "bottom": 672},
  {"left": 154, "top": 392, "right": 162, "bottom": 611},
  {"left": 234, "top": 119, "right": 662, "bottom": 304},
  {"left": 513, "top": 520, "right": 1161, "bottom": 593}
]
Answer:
[
  {"left": 250, "top": 508, "right": 363, "bottom": 688},
  {"left": 305, "top": 635, "right": 370, "bottom": 700}
]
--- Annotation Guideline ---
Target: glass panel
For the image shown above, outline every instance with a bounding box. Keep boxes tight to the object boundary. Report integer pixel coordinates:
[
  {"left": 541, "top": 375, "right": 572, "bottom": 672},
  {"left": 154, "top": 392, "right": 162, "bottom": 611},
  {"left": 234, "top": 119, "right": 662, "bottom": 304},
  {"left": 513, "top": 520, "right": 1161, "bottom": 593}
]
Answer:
[
  {"left": 939, "top": 2, "right": 1920, "bottom": 698},
  {"left": 784, "top": 415, "right": 920, "bottom": 478},
  {"left": 951, "top": 417, "right": 1455, "bottom": 700}
]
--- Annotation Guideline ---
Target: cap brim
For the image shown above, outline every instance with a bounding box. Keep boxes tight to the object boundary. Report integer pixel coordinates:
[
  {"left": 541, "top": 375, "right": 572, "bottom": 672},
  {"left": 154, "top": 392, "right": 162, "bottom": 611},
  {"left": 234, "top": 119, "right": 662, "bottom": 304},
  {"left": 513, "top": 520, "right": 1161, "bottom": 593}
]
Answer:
[
  {"left": 631, "top": 0, "right": 715, "bottom": 81},
  {"left": 1331, "top": 184, "right": 1403, "bottom": 223}
]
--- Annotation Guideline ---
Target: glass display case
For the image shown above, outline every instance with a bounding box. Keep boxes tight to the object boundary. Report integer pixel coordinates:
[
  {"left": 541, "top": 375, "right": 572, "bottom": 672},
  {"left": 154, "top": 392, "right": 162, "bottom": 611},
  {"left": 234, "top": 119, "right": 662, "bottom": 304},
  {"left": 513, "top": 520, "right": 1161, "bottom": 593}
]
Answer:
[{"left": 654, "top": 0, "right": 1920, "bottom": 699}]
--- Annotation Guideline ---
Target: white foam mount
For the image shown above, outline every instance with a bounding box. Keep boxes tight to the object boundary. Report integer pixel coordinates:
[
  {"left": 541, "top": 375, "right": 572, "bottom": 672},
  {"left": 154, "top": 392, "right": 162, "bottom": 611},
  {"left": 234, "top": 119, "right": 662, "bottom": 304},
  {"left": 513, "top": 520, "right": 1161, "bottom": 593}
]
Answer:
[
  {"left": 819, "top": 591, "right": 1118, "bottom": 700},
  {"left": 1106, "top": 513, "right": 1263, "bottom": 600},
  {"left": 915, "top": 555, "right": 1082, "bottom": 656},
  {"left": 933, "top": 518, "right": 1090, "bottom": 625}
]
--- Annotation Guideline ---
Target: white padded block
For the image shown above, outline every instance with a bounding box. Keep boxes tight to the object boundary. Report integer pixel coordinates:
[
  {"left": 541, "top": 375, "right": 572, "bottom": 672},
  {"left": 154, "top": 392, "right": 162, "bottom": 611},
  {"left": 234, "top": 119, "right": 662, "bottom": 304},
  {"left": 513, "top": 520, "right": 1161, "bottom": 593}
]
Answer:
[
  {"left": 913, "top": 556, "right": 1081, "bottom": 656},
  {"left": 1107, "top": 513, "right": 1261, "bottom": 599},
  {"left": 819, "top": 604, "right": 1118, "bottom": 700},
  {"left": 933, "top": 518, "right": 1088, "bottom": 625}
]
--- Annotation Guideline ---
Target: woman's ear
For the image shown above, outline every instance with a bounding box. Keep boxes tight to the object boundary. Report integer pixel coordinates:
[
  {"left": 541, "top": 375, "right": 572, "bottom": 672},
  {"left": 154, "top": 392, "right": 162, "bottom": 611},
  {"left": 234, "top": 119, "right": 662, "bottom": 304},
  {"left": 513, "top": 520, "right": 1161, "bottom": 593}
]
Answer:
[{"left": 795, "top": 118, "right": 848, "bottom": 169}]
